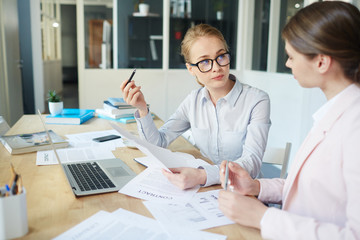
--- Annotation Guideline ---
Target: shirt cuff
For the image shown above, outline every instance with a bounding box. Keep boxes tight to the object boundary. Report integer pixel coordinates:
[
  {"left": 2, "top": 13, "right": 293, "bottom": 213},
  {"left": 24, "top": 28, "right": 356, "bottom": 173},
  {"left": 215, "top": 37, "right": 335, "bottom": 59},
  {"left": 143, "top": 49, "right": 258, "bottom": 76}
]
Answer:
[
  {"left": 257, "top": 178, "right": 283, "bottom": 203},
  {"left": 198, "top": 164, "right": 220, "bottom": 187},
  {"left": 135, "top": 109, "right": 152, "bottom": 137}
]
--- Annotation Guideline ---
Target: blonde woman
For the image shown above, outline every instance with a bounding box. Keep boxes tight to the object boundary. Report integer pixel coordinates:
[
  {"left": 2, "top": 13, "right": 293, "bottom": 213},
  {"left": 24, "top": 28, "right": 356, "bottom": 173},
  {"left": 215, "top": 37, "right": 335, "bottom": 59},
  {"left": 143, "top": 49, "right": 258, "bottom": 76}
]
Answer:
[{"left": 121, "top": 24, "right": 271, "bottom": 189}]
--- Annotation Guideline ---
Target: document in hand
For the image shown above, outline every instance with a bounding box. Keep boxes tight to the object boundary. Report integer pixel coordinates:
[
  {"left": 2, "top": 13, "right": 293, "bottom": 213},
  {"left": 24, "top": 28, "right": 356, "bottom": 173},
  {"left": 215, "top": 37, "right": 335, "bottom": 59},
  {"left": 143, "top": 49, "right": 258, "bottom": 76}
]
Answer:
[
  {"left": 110, "top": 123, "right": 210, "bottom": 170},
  {"left": 119, "top": 167, "right": 200, "bottom": 202},
  {"left": 111, "top": 124, "right": 212, "bottom": 202}
]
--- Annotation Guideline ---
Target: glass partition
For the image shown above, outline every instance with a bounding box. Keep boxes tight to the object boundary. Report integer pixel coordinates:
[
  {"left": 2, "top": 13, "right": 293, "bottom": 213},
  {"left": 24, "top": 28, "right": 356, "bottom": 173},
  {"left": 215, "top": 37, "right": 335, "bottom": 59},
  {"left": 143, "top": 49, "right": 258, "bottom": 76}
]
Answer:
[
  {"left": 117, "top": 0, "right": 163, "bottom": 69},
  {"left": 252, "top": 0, "right": 270, "bottom": 71},
  {"left": 84, "top": 2, "right": 113, "bottom": 69},
  {"left": 169, "top": 0, "right": 238, "bottom": 69},
  {"left": 115, "top": 0, "right": 237, "bottom": 69},
  {"left": 276, "top": 0, "right": 304, "bottom": 73},
  {"left": 251, "top": 0, "right": 304, "bottom": 72}
]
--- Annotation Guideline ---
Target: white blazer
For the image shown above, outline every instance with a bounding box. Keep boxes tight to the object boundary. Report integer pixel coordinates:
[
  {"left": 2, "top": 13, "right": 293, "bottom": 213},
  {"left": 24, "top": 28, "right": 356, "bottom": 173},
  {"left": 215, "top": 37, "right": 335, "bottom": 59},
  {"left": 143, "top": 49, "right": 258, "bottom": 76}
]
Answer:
[{"left": 258, "top": 84, "right": 360, "bottom": 240}]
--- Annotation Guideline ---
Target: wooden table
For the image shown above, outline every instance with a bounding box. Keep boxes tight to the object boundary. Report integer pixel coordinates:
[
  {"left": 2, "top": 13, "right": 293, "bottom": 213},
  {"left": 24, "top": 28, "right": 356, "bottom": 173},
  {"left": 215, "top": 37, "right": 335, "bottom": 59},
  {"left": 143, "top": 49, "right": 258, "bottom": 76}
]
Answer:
[{"left": 0, "top": 115, "right": 261, "bottom": 240}]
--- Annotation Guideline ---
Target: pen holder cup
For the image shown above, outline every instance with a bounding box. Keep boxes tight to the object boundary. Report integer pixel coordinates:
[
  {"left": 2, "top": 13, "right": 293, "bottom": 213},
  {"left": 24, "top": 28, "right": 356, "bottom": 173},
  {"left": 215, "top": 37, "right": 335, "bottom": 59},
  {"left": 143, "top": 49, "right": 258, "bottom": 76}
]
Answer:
[{"left": 0, "top": 188, "right": 28, "bottom": 239}]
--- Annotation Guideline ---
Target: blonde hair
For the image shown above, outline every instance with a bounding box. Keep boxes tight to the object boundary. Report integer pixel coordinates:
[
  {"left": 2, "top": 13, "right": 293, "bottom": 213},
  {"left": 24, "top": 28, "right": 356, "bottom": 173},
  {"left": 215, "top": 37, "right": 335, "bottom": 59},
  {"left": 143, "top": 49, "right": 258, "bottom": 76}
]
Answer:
[
  {"left": 181, "top": 24, "right": 229, "bottom": 63},
  {"left": 282, "top": 1, "right": 360, "bottom": 83}
]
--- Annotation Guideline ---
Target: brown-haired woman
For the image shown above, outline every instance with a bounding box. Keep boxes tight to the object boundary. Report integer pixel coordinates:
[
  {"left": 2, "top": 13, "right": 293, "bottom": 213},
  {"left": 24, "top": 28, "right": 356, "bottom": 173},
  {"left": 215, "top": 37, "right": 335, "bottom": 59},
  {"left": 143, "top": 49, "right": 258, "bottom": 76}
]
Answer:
[
  {"left": 218, "top": 2, "right": 360, "bottom": 239},
  {"left": 121, "top": 24, "right": 271, "bottom": 190}
]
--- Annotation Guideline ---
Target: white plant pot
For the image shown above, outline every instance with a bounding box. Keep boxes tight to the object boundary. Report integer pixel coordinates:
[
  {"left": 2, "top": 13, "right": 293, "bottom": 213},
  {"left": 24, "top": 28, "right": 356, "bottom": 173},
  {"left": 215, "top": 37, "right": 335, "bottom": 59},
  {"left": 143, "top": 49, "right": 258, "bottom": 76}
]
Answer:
[
  {"left": 139, "top": 3, "right": 150, "bottom": 15},
  {"left": 49, "top": 102, "right": 63, "bottom": 116},
  {"left": 216, "top": 11, "right": 223, "bottom": 20}
]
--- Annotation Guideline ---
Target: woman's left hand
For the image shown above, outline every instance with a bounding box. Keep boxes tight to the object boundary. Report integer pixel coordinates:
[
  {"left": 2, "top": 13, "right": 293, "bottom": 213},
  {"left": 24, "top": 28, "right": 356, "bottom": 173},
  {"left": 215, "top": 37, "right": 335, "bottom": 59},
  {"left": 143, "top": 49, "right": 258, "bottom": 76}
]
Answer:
[{"left": 218, "top": 190, "right": 268, "bottom": 229}]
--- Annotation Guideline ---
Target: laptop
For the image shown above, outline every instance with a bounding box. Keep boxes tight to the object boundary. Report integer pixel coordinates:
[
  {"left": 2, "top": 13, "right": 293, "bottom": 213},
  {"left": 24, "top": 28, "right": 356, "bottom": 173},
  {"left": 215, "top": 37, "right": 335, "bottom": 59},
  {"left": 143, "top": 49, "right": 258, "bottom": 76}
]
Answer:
[{"left": 37, "top": 110, "right": 136, "bottom": 197}]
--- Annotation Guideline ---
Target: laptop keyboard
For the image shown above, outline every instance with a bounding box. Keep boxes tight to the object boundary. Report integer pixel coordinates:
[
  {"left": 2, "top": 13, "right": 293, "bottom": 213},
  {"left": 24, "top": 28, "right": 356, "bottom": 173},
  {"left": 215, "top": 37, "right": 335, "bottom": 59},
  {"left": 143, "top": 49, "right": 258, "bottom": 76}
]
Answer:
[{"left": 68, "top": 162, "right": 116, "bottom": 192}]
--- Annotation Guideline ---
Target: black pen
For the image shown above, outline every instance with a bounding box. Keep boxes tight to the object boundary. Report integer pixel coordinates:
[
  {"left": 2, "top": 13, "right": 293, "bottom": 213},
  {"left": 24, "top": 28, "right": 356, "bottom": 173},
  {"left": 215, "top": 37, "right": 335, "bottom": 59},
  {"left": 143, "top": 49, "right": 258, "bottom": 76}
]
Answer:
[
  {"left": 126, "top": 69, "right": 136, "bottom": 86},
  {"left": 11, "top": 174, "right": 19, "bottom": 195}
]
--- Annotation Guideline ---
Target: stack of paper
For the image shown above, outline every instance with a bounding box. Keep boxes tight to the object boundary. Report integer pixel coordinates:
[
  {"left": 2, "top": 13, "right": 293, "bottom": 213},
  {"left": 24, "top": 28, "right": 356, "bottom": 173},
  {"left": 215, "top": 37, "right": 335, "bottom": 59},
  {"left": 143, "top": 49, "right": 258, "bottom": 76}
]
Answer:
[
  {"left": 54, "top": 208, "right": 226, "bottom": 240},
  {"left": 36, "top": 129, "right": 124, "bottom": 165}
]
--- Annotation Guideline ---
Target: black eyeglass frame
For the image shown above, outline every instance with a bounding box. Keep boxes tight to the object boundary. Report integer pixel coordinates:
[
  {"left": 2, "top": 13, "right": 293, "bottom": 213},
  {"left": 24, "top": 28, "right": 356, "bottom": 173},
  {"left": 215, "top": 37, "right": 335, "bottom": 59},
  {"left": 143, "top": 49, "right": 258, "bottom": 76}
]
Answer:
[{"left": 188, "top": 52, "right": 231, "bottom": 73}]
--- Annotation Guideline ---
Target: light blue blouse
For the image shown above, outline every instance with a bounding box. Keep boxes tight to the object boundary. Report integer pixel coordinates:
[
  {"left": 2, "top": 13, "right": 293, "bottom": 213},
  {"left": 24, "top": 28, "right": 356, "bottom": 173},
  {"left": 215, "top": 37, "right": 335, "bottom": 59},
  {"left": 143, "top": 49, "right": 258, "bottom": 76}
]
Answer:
[{"left": 135, "top": 74, "right": 271, "bottom": 186}]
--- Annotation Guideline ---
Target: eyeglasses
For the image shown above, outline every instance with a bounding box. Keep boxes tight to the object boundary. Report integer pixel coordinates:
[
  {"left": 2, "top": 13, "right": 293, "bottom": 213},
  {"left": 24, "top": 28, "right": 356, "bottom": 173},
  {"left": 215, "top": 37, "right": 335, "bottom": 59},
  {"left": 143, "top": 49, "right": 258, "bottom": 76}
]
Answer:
[{"left": 189, "top": 52, "right": 231, "bottom": 73}]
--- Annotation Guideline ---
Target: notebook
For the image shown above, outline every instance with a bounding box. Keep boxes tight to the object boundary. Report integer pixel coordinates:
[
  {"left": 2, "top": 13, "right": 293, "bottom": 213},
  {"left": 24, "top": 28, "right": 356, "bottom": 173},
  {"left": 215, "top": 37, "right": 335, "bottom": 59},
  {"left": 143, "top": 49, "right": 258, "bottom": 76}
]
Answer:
[{"left": 37, "top": 110, "right": 136, "bottom": 197}]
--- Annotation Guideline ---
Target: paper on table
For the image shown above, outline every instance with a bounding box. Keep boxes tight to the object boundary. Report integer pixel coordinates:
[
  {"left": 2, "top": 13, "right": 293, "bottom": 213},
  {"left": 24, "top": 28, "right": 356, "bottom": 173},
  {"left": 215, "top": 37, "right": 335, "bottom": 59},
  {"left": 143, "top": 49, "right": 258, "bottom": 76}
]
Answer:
[
  {"left": 111, "top": 123, "right": 210, "bottom": 170},
  {"left": 36, "top": 146, "right": 116, "bottom": 165},
  {"left": 111, "top": 208, "right": 227, "bottom": 240},
  {"left": 143, "top": 189, "right": 234, "bottom": 231},
  {"left": 119, "top": 167, "right": 200, "bottom": 202},
  {"left": 53, "top": 208, "right": 226, "bottom": 240},
  {"left": 53, "top": 211, "right": 113, "bottom": 240},
  {"left": 65, "top": 129, "right": 125, "bottom": 149}
]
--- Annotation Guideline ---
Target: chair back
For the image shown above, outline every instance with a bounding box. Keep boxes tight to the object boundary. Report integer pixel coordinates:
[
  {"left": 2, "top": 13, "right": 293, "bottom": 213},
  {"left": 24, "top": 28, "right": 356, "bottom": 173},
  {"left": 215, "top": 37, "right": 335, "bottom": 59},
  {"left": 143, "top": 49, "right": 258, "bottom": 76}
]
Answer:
[{"left": 262, "top": 142, "right": 292, "bottom": 178}]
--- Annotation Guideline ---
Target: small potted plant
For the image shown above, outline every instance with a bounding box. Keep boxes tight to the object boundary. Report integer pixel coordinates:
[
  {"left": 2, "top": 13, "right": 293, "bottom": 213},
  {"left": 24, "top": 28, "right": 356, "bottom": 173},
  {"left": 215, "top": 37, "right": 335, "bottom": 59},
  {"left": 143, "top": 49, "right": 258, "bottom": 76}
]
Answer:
[{"left": 47, "top": 90, "right": 63, "bottom": 115}]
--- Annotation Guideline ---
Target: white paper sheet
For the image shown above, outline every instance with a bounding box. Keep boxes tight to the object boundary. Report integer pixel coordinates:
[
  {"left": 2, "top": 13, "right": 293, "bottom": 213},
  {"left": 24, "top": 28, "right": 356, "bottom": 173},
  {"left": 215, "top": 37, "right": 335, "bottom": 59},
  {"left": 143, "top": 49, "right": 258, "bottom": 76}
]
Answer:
[
  {"left": 119, "top": 167, "right": 200, "bottom": 202},
  {"left": 143, "top": 190, "right": 234, "bottom": 231},
  {"left": 65, "top": 129, "right": 125, "bottom": 149},
  {"left": 53, "top": 208, "right": 227, "bottom": 240},
  {"left": 36, "top": 146, "right": 116, "bottom": 165},
  {"left": 134, "top": 154, "right": 211, "bottom": 168},
  {"left": 111, "top": 123, "right": 210, "bottom": 170}
]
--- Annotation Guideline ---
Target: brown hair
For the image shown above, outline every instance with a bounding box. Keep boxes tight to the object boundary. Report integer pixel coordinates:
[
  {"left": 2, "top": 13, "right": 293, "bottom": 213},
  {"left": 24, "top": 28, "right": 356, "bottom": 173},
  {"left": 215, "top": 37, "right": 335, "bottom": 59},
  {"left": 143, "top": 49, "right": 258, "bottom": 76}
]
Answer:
[
  {"left": 282, "top": 1, "right": 360, "bottom": 83},
  {"left": 181, "top": 24, "right": 229, "bottom": 63}
]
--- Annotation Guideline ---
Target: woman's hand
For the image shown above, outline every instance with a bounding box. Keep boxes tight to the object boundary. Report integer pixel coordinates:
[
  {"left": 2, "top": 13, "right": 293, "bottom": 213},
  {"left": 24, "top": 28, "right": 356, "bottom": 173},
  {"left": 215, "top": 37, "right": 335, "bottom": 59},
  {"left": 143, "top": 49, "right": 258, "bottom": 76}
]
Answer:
[
  {"left": 219, "top": 190, "right": 267, "bottom": 229},
  {"left": 120, "top": 80, "right": 148, "bottom": 117},
  {"left": 219, "top": 161, "right": 260, "bottom": 196},
  {"left": 162, "top": 167, "right": 207, "bottom": 190}
]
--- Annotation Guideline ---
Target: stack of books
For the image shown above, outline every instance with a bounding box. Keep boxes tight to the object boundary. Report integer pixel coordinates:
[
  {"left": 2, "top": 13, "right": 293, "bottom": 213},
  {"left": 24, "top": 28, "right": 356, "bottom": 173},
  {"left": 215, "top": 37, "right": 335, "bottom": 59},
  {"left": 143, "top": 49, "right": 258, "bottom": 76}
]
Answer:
[
  {"left": 96, "top": 97, "right": 153, "bottom": 124},
  {"left": 96, "top": 98, "right": 138, "bottom": 124}
]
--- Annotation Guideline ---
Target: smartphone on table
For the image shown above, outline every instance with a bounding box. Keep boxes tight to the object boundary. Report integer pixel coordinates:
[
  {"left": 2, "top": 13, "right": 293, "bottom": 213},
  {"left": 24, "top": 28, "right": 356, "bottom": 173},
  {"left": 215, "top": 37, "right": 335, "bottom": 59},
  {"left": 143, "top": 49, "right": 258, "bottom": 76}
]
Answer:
[{"left": 92, "top": 135, "right": 121, "bottom": 142}]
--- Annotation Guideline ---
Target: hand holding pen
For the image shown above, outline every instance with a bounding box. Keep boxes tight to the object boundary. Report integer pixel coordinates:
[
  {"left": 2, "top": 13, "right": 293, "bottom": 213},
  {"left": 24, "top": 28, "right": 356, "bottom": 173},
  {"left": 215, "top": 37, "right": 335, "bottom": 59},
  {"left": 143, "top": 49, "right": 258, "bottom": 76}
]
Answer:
[
  {"left": 224, "top": 161, "right": 230, "bottom": 190},
  {"left": 120, "top": 69, "right": 149, "bottom": 117},
  {"left": 220, "top": 161, "right": 261, "bottom": 196}
]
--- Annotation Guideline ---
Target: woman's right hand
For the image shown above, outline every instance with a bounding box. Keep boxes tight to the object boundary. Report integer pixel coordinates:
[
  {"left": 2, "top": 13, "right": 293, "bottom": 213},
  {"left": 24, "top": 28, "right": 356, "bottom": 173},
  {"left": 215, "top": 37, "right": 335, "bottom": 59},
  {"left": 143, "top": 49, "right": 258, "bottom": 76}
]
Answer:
[
  {"left": 120, "top": 80, "right": 148, "bottom": 117},
  {"left": 219, "top": 161, "right": 260, "bottom": 196}
]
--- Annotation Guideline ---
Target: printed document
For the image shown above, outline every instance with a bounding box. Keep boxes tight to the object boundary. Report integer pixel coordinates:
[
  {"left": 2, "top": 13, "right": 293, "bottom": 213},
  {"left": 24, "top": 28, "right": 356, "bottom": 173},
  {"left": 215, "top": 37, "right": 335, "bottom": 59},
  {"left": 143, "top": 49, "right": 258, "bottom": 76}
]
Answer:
[
  {"left": 143, "top": 190, "right": 234, "bottom": 230},
  {"left": 119, "top": 167, "right": 200, "bottom": 202},
  {"left": 36, "top": 146, "right": 116, "bottom": 165},
  {"left": 53, "top": 208, "right": 226, "bottom": 240},
  {"left": 111, "top": 123, "right": 210, "bottom": 170},
  {"left": 36, "top": 130, "right": 124, "bottom": 165}
]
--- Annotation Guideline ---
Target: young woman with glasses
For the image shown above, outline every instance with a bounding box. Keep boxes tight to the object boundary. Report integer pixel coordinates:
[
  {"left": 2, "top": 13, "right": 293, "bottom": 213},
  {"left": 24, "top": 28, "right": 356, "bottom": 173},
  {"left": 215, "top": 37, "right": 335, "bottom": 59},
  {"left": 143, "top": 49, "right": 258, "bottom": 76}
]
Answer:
[
  {"left": 218, "top": 2, "right": 360, "bottom": 239},
  {"left": 120, "top": 24, "right": 271, "bottom": 190}
]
